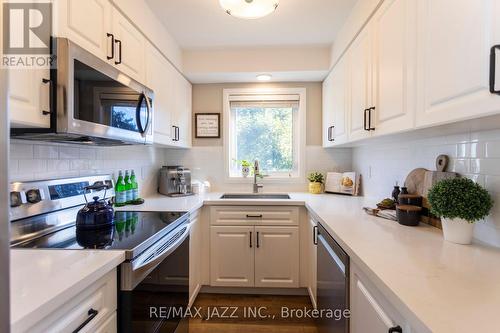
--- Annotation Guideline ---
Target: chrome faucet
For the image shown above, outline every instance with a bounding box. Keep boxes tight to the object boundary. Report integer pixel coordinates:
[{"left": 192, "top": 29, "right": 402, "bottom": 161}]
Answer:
[{"left": 253, "top": 160, "right": 264, "bottom": 193}]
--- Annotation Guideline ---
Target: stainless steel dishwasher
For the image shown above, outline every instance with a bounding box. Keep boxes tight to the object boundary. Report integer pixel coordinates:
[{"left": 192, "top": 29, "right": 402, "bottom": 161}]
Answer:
[{"left": 316, "top": 223, "right": 349, "bottom": 333}]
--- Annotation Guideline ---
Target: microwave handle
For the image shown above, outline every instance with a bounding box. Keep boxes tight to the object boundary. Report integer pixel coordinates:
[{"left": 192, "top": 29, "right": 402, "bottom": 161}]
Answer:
[{"left": 136, "top": 92, "right": 151, "bottom": 137}]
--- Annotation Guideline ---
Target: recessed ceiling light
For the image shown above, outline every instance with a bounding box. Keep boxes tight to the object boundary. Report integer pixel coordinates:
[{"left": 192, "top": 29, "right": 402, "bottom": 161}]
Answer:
[
  {"left": 220, "top": 0, "right": 279, "bottom": 20},
  {"left": 256, "top": 74, "right": 272, "bottom": 81}
]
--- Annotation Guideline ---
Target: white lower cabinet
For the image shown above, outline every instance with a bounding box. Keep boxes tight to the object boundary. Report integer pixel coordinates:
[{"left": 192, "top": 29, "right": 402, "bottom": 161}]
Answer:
[
  {"left": 351, "top": 263, "right": 410, "bottom": 333},
  {"left": 210, "top": 225, "right": 255, "bottom": 287},
  {"left": 189, "top": 210, "right": 202, "bottom": 305},
  {"left": 209, "top": 206, "right": 300, "bottom": 288},
  {"left": 254, "top": 226, "right": 299, "bottom": 288},
  {"left": 27, "top": 269, "right": 117, "bottom": 333},
  {"left": 307, "top": 217, "right": 318, "bottom": 307}
]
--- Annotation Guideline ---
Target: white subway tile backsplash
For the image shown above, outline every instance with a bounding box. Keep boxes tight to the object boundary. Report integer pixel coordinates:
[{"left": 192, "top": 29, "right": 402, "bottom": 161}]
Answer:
[
  {"left": 59, "top": 147, "right": 80, "bottom": 159},
  {"left": 10, "top": 144, "right": 33, "bottom": 159},
  {"left": 353, "top": 127, "right": 500, "bottom": 248},
  {"left": 10, "top": 142, "right": 164, "bottom": 196},
  {"left": 34, "top": 145, "right": 59, "bottom": 159}
]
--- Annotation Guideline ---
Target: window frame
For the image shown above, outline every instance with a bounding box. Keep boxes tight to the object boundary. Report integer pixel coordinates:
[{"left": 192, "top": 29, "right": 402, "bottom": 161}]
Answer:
[{"left": 223, "top": 87, "right": 306, "bottom": 183}]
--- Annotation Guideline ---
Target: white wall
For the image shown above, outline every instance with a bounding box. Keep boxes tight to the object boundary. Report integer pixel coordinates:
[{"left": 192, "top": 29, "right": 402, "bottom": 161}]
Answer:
[
  {"left": 9, "top": 142, "right": 164, "bottom": 197},
  {"left": 352, "top": 128, "right": 500, "bottom": 247}
]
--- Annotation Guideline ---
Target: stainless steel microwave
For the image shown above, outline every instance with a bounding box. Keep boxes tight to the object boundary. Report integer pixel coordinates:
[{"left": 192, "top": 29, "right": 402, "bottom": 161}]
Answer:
[{"left": 11, "top": 38, "right": 154, "bottom": 146}]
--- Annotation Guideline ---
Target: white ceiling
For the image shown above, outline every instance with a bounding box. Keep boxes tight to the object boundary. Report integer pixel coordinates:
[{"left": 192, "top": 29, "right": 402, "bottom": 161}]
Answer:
[{"left": 145, "top": 0, "right": 357, "bottom": 49}]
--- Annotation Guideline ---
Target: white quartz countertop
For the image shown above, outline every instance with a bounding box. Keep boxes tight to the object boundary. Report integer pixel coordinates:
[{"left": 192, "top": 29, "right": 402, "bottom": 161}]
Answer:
[
  {"left": 126, "top": 192, "right": 500, "bottom": 333},
  {"left": 10, "top": 249, "right": 124, "bottom": 333}
]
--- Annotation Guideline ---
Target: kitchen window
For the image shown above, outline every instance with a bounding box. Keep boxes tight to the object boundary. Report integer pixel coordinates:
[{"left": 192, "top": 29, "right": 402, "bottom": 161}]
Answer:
[{"left": 224, "top": 88, "right": 306, "bottom": 181}]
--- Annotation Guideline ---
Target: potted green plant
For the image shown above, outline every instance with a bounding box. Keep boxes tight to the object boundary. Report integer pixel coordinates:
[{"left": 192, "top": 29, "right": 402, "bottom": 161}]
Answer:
[
  {"left": 239, "top": 160, "right": 252, "bottom": 178},
  {"left": 307, "top": 172, "right": 324, "bottom": 194},
  {"left": 427, "top": 177, "right": 493, "bottom": 244}
]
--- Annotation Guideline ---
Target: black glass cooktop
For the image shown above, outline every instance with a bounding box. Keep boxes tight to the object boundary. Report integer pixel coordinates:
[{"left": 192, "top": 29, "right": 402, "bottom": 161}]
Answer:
[{"left": 14, "top": 211, "right": 188, "bottom": 257}]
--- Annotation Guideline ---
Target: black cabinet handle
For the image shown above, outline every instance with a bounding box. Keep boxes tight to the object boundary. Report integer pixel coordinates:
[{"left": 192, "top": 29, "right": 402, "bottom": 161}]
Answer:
[
  {"left": 106, "top": 33, "right": 114, "bottom": 60},
  {"left": 490, "top": 45, "right": 500, "bottom": 95},
  {"left": 364, "top": 108, "right": 370, "bottom": 131},
  {"left": 72, "top": 308, "right": 99, "bottom": 333},
  {"left": 246, "top": 214, "right": 263, "bottom": 218},
  {"left": 327, "top": 126, "right": 335, "bottom": 141},
  {"left": 176, "top": 126, "right": 180, "bottom": 141},
  {"left": 313, "top": 225, "right": 318, "bottom": 245},
  {"left": 249, "top": 231, "right": 252, "bottom": 248},
  {"left": 114, "top": 39, "right": 122, "bottom": 65},
  {"left": 388, "top": 325, "right": 402, "bottom": 333},
  {"left": 256, "top": 232, "right": 260, "bottom": 248},
  {"left": 368, "top": 107, "right": 376, "bottom": 131},
  {"left": 41, "top": 78, "right": 52, "bottom": 115}
]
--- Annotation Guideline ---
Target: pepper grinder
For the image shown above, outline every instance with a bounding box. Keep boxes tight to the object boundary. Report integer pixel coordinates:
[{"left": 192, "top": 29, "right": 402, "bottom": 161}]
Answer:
[{"left": 392, "top": 182, "right": 401, "bottom": 202}]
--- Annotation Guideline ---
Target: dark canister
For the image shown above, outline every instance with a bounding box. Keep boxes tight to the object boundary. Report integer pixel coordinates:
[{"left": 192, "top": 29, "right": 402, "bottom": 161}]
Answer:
[
  {"left": 398, "top": 194, "right": 423, "bottom": 206},
  {"left": 396, "top": 205, "right": 422, "bottom": 226}
]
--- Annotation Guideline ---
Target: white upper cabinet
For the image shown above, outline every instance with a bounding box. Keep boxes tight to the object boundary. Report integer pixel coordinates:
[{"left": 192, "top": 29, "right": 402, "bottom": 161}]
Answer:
[
  {"left": 322, "top": 71, "right": 335, "bottom": 147},
  {"left": 415, "top": 0, "right": 500, "bottom": 127},
  {"left": 111, "top": 7, "right": 146, "bottom": 83},
  {"left": 171, "top": 71, "right": 193, "bottom": 148},
  {"left": 372, "top": 0, "right": 416, "bottom": 136},
  {"left": 146, "top": 45, "right": 174, "bottom": 145},
  {"left": 348, "top": 26, "right": 374, "bottom": 142},
  {"left": 55, "top": 0, "right": 113, "bottom": 61},
  {"left": 9, "top": 68, "right": 51, "bottom": 128},
  {"left": 323, "top": 55, "right": 348, "bottom": 147}
]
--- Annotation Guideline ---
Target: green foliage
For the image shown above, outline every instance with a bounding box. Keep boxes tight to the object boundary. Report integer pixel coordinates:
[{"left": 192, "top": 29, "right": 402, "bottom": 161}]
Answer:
[
  {"left": 233, "top": 159, "right": 252, "bottom": 167},
  {"left": 235, "top": 106, "right": 293, "bottom": 172},
  {"left": 427, "top": 177, "right": 493, "bottom": 223},
  {"left": 307, "top": 172, "right": 324, "bottom": 184}
]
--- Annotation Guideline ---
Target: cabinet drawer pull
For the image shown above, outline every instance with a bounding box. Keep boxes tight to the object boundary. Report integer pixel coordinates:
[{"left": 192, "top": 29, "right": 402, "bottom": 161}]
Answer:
[
  {"left": 72, "top": 308, "right": 99, "bottom": 333},
  {"left": 106, "top": 33, "right": 114, "bottom": 60},
  {"left": 246, "top": 214, "right": 263, "bottom": 218},
  {"left": 388, "top": 325, "right": 402, "bottom": 333},
  {"left": 490, "top": 45, "right": 500, "bottom": 95},
  {"left": 256, "top": 232, "right": 260, "bottom": 248},
  {"left": 249, "top": 231, "right": 252, "bottom": 248}
]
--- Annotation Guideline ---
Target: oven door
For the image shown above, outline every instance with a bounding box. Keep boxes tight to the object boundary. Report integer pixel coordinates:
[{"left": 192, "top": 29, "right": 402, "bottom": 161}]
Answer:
[
  {"left": 119, "top": 222, "right": 190, "bottom": 333},
  {"left": 55, "top": 38, "right": 153, "bottom": 144}
]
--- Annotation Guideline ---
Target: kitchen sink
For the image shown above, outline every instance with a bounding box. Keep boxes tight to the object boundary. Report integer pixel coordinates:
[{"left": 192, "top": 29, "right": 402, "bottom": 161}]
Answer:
[{"left": 220, "top": 193, "right": 291, "bottom": 200}]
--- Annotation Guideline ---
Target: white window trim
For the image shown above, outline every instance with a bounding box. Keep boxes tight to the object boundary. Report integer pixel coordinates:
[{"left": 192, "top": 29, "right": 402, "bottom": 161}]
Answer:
[{"left": 223, "top": 87, "right": 307, "bottom": 184}]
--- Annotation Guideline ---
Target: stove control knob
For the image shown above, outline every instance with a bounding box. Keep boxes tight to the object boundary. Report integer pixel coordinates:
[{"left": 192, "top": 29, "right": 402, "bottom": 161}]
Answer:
[
  {"left": 26, "top": 189, "right": 42, "bottom": 204},
  {"left": 10, "top": 191, "right": 23, "bottom": 207}
]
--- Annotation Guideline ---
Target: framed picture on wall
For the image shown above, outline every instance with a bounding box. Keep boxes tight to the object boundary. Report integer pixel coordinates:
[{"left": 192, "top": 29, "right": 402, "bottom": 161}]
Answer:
[{"left": 195, "top": 113, "right": 221, "bottom": 138}]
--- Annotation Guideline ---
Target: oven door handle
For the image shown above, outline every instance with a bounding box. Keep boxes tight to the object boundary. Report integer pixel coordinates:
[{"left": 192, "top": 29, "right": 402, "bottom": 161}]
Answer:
[{"left": 132, "top": 223, "right": 190, "bottom": 271}]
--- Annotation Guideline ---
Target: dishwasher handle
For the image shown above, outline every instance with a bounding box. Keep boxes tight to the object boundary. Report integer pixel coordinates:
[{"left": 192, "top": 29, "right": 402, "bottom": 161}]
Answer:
[{"left": 318, "top": 233, "right": 346, "bottom": 274}]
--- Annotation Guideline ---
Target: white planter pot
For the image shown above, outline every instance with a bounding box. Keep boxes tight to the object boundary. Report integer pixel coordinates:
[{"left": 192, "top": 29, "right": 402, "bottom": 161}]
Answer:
[
  {"left": 441, "top": 218, "right": 475, "bottom": 245},
  {"left": 241, "top": 166, "right": 250, "bottom": 178}
]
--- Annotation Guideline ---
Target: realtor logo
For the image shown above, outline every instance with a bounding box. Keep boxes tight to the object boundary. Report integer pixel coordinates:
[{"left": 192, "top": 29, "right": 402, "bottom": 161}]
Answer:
[{"left": 3, "top": 2, "right": 52, "bottom": 55}]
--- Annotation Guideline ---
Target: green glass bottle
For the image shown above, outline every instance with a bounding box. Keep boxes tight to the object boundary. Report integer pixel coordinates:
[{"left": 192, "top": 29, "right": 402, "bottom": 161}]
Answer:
[
  {"left": 124, "top": 170, "right": 132, "bottom": 204},
  {"left": 115, "top": 170, "right": 127, "bottom": 207},
  {"left": 130, "top": 170, "right": 139, "bottom": 201}
]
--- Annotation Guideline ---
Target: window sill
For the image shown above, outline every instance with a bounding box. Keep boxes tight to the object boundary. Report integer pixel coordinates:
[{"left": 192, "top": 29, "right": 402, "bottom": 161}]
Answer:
[{"left": 224, "top": 176, "right": 306, "bottom": 184}]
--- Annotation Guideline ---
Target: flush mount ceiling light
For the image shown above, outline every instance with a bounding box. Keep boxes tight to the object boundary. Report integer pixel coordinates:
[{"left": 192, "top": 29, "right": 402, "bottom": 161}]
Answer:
[
  {"left": 256, "top": 74, "right": 272, "bottom": 81},
  {"left": 220, "top": 0, "right": 279, "bottom": 19}
]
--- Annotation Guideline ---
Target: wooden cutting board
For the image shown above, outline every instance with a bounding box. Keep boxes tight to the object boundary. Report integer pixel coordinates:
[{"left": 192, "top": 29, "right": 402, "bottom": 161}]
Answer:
[{"left": 404, "top": 168, "right": 428, "bottom": 196}]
